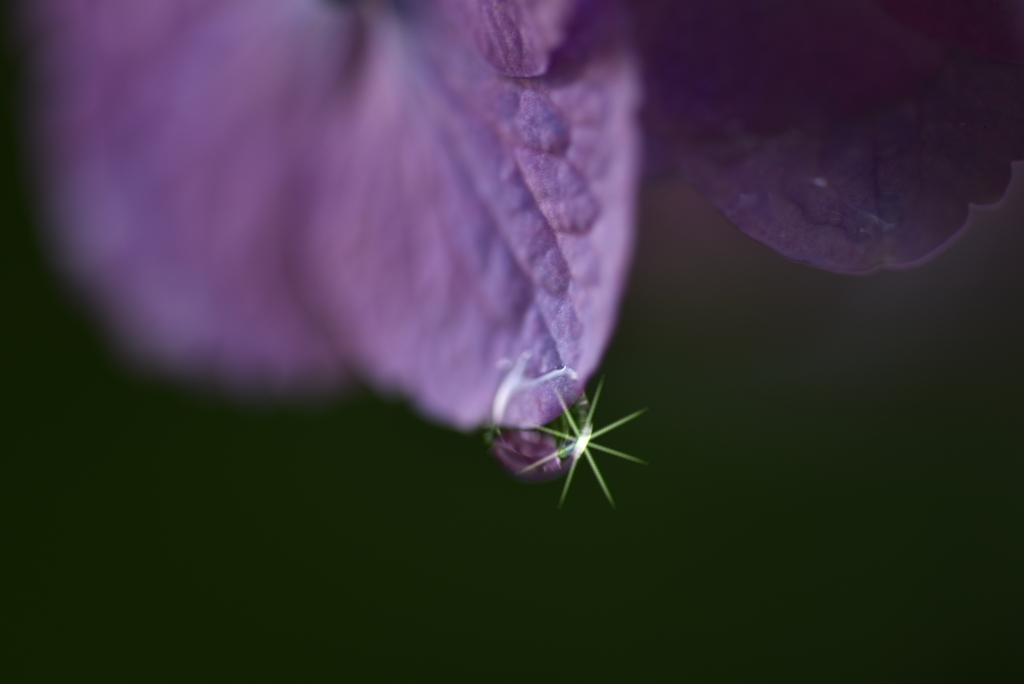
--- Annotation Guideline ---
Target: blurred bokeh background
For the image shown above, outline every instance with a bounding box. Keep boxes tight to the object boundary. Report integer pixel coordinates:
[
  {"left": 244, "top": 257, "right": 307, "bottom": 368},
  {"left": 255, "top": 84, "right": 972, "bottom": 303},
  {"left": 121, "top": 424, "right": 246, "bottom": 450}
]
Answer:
[{"left": 5, "top": 25, "right": 1022, "bottom": 681}]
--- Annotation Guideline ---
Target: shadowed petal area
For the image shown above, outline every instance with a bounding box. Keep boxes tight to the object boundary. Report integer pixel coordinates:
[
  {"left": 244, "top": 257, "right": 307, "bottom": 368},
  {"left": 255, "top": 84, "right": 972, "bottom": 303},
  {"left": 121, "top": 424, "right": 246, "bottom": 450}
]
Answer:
[
  {"left": 27, "top": 0, "right": 640, "bottom": 428},
  {"left": 637, "top": 0, "right": 1024, "bottom": 272},
  {"left": 876, "top": 0, "right": 1024, "bottom": 63}
]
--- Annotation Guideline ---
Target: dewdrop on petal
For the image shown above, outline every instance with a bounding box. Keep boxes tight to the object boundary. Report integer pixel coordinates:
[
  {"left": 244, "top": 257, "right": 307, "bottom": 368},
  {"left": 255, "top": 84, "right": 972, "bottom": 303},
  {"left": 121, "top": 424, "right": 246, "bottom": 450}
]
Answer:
[
  {"left": 490, "top": 429, "right": 570, "bottom": 483},
  {"left": 488, "top": 378, "right": 648, "bottom": 507}
]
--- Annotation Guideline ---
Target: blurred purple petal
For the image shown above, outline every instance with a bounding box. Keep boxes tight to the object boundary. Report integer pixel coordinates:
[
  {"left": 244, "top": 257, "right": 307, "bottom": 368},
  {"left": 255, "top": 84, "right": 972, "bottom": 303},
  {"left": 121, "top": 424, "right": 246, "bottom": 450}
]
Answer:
[
  {"left": 29, "top": 1, "right": 348, "bottom": 392},
  {"left": 28, "top": 1, "right": 641, "bottom": 428},
  {"left": 637, "top": 0, "right": 1024, "bottom": 272}
]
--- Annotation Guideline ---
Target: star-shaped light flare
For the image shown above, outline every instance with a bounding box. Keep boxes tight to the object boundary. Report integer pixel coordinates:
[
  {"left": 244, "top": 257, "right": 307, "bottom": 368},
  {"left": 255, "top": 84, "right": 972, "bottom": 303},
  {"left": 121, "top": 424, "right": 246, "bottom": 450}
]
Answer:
[{"left": 517, "top": 378, "right": 647, "bottom": 508}]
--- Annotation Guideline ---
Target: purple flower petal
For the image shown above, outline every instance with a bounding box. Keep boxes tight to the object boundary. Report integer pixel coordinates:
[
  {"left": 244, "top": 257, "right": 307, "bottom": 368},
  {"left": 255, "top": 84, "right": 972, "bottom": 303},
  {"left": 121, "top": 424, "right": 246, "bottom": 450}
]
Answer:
[
  {"left": 637, "top": 0, "right": 1024, "bottom": 272},
  {"left": 27, "top": 1, "right": 641, "bottom": 428}
]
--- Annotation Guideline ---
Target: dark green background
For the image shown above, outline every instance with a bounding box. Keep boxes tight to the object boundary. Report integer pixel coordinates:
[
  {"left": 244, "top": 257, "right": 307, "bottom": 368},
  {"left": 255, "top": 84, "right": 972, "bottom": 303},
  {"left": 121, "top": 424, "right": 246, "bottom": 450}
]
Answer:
[{"left": 5, "top": 23, "right": 1022, "bottom": 681}]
